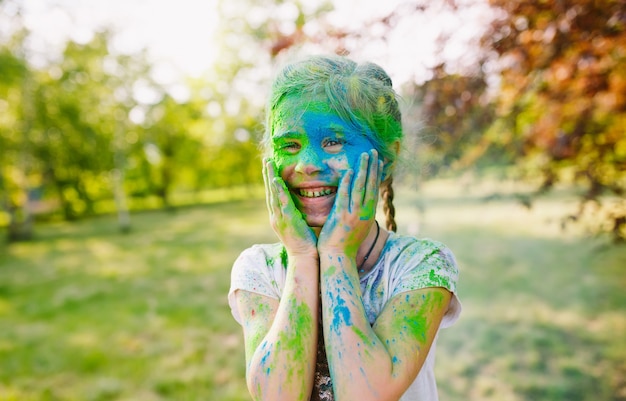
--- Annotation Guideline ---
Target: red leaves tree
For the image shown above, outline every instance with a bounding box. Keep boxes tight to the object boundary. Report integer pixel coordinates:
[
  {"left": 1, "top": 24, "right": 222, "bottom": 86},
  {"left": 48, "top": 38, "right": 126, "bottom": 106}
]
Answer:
[{"left": 483, "top": 0, "right": 626, "bottom": 241}]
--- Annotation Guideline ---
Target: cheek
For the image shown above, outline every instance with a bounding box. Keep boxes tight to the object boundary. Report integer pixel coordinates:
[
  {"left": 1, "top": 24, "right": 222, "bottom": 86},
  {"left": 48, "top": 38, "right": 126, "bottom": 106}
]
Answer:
[
  {"left": 327, "top": 154, "right": 350, "bottom": 171},
  {"left": 344, "top": 148, "right": 368, "bottom": 170},
  {"left": 272, "top": 151, "right": 291, "bottom": 176}
]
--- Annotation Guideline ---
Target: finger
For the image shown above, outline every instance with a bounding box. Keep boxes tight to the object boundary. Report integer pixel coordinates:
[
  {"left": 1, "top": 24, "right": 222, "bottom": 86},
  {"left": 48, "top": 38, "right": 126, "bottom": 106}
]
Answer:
[
  {"left": 358, "top": 150, "right": 381, "bottom": 221},
  {"left": 351, "top": 152, "right": 369, "bottom": 209},
  {"left": 273, "top": 176, "right": 290, "bottom": 210},
  {"left": 263, "top": 159, "right": 273, "bottom": 214},
  {"left": 366, "top": 149, "right": 381, "bottom": 203},
  {"left": 267, "top": 160, "right": 283, "bottom": 218},
  {"left": 336, "top": 169, "right": 353, "bottom": 213}
]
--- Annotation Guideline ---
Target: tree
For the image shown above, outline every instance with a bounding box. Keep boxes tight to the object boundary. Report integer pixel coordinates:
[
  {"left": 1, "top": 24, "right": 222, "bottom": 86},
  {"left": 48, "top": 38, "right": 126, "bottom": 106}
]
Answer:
[
  {"left": 401, "top": 65, "right": 495, "bottom": 177},
  {"left": 274, "top": 0, "right": 626, "bottom": 242},
  {"left": 0, "top": 31, "right": 32, "bottom": 241},
  {"left": 480, "top": 0, "right": 626, "bottom": 241},
  {"left": 29, "top": 31, "right": 143, "bottom": 221}
]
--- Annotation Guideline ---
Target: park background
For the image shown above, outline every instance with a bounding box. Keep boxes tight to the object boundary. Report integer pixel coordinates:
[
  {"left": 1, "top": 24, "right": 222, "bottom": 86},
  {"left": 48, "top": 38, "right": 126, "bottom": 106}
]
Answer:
[{"left": 1, "top": 0, "right": 625, "bottom": 400}]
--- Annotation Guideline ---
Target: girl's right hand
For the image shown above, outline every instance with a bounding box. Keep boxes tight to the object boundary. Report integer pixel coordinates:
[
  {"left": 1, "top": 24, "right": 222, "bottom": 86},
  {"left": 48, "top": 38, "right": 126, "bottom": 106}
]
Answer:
[{"left": 263, "top": 159, "right": 318, "bottom": 258}]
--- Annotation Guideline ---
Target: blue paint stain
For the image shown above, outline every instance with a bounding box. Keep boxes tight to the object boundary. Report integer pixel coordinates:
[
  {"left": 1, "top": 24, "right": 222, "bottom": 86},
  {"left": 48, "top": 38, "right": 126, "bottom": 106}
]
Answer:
[
  {"left": 331, "top": 294, "right": 353, "bottom": 334},
  {"left": 259, "top": 342, "right": 271, "bottom": 367}
]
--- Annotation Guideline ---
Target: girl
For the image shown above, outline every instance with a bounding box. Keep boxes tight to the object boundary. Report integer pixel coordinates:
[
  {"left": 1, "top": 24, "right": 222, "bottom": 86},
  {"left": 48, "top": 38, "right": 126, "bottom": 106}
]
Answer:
[{"left": 228, "top": 55, "right": 461, "bottom": 401}]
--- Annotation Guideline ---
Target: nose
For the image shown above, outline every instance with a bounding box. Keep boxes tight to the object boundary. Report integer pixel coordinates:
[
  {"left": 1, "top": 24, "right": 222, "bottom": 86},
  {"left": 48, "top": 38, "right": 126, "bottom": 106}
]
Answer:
[{"left": 294, "top": 147, "right": 324, "bottom": 175}]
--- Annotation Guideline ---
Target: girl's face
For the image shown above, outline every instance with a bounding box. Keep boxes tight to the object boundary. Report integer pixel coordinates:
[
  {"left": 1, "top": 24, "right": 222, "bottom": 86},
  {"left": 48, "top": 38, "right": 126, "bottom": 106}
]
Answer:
[{"left": 271, "top": 95, "right": 376, "bottom": 228}]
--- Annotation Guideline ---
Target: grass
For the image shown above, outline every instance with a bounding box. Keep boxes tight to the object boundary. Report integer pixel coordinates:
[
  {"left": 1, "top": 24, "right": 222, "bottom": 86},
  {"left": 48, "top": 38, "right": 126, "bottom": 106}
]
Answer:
[{"left": 0, "top": 179, "right": 624, "bottom": 401}]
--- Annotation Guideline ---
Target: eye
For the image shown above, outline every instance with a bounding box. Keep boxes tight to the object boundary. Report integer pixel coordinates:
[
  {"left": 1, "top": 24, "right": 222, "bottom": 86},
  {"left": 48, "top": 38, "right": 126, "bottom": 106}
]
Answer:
[
  {"left": 278, "top": 141, "right": 301, "bottom": 153},
  {"left": 323, "top": 137, "right": 345, "bottom": 152}
]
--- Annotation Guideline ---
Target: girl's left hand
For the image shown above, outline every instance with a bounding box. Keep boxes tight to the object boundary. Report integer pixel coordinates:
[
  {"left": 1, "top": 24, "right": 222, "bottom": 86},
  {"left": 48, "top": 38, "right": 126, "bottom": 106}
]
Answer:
[{"left": 318, "top": 149, "right": 383, "bottom": 257}]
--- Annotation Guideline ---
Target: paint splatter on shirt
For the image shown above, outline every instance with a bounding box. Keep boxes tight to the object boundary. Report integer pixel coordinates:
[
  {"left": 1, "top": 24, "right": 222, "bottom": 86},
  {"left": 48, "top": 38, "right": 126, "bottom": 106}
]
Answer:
[{"left": 228, "top": 231, "right": 462, "bottom": 401}]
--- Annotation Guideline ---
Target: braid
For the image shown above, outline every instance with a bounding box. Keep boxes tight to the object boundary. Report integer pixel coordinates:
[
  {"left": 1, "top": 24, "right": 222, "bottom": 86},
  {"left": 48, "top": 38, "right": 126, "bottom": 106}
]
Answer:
[{"left": 381, "top": 176, "right": 397, "bottom": 232}]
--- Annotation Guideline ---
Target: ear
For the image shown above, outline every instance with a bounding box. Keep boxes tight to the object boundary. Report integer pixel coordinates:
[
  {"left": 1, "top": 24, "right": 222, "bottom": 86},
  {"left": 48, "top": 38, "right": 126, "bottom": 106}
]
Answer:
[{"left": 382, "top": 140, "right": 400, "bottom": 180}]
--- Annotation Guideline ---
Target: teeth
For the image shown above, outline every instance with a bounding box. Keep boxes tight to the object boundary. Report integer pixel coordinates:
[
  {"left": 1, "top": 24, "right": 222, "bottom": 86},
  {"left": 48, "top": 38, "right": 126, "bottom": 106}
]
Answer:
[{"left": 299, "top": 188, "right": 334, "bottom": 198}]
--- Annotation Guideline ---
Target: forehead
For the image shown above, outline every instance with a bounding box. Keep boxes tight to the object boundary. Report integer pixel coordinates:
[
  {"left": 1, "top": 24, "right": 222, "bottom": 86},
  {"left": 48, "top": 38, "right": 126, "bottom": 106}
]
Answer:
[{"left": 272, "top": 94, "right": 358, "bottom": 134}]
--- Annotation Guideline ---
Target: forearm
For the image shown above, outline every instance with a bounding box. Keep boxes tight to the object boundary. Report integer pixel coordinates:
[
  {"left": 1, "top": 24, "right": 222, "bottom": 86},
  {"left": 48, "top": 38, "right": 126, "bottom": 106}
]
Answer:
[
  {"left": 319, "top": 252, "right": 401, "bottom": 401},
  {"left": 247, "top": 254, "right": 319, "bottom": 401}
]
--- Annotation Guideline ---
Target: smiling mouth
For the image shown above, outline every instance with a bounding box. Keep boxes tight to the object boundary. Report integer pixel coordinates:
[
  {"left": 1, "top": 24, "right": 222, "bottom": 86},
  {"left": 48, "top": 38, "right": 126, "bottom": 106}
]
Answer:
[{"left": 297, "top": 187, "right": 337, "bottom": 198}]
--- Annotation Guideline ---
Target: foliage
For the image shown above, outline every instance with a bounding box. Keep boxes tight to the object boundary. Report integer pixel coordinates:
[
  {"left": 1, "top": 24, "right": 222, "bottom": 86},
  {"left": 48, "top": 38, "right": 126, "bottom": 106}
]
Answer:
[
  {"left": 479, "top": 0, "right": 626, "bottom": 241},
  {"left": 400, "top": 65, "right": 497, "bottom": 177},
  {"left": 0, "top": 3, "right": 264, "bottom": 240},
  {"left": 275, "top": 0, "right": 626, "bottom": 242},
  {"left": 2, "top": 0, "right": 624, "bottom": 242}
]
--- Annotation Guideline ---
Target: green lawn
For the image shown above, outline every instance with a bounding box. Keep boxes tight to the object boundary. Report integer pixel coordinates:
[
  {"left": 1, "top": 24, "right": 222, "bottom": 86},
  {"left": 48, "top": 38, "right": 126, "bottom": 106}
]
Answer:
[{"left": 0, "top": 180, "right": 624, "bottom": 401}]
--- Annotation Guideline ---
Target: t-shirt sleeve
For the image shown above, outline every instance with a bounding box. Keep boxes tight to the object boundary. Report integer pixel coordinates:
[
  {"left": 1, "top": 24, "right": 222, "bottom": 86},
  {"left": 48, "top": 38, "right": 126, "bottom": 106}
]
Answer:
[
  {"left": 228, "top": 245, "right": 282, "bottom": 326},
  {"left": 390, "top": 240, "right": 462, "bottom": 328}
]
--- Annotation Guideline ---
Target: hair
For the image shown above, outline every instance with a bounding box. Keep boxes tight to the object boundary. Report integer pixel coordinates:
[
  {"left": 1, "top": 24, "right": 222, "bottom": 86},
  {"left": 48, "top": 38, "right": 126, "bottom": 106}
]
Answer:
[{"left": 263, "top": 54, "right": 402, "bottom": 232}]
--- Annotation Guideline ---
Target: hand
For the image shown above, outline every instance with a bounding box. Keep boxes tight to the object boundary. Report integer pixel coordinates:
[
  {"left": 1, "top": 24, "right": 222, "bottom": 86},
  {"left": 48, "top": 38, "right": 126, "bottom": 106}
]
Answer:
[
  {"left": 318, "top": 150, "right": 383, "bottom": 257},
  {"left": 263, "top": 158, "right": 318, "bottom": 257}
]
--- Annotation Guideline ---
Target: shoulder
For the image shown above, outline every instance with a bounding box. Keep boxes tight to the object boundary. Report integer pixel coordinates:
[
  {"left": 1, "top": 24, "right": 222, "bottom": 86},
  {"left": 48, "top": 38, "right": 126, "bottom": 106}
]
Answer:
[
  {"left": 229, "top": 243, "right": 287, "bottom": 324},
  {"left": 383, "top": 232, "right": 462, "bottom": 328},
  {"left": 234, "top": 243, "right": 287, "bottom": 269},
  {"left": 383, "top": 232, "right": 459, "bottom": 293},
  {"left": 386, "top": 232, "right": 456, "bottom": 270}
]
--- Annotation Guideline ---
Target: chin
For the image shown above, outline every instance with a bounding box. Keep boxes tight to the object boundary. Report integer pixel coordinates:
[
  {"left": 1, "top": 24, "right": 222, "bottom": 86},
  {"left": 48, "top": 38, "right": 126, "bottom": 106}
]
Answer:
[
  {"left": 304, "top": 215, "right": 328, "bottom": 228},
  {"left": 292, "top": 195, "right": 334, "bottom": 229}
]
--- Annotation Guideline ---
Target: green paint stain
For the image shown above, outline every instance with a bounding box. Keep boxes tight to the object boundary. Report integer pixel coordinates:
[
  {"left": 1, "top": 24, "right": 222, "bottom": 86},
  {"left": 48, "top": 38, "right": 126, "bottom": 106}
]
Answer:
[
  {"left": 275, "top": 301, "right": 314, "bottom": 399},
  {"left": 428, "top": 269, "right": 451, "bottom": 289},
  {"left": 391, "top": 292, "right": 447, "bottom": 347},
  {"left": 352, "top": 326, "right": 368, "bottom": 343},
  {"left": 280, "top": 246, "right": 288, "bottom": 269},
  {"left": 257, "top": 302, "right": 269, "bottom": 314}
]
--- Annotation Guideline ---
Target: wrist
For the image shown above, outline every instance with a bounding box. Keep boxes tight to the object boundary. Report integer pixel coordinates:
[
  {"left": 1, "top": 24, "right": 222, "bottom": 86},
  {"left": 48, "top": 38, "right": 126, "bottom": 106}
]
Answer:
[
  {"left": 318, "top": 245, "right": 357, "bottom": 259},
  {"left": 286, "top": 249, "right": 319, "bottom": 262}
]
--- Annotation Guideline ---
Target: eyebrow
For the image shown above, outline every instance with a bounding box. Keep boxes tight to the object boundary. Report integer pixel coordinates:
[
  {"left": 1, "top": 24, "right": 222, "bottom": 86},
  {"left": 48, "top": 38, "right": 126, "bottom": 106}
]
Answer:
[
  {"left": 328, "top": 124, "right": 347, "bottom": 136},
  {"left": 271, "top": 131, "right": 302, "bottom": 142}
]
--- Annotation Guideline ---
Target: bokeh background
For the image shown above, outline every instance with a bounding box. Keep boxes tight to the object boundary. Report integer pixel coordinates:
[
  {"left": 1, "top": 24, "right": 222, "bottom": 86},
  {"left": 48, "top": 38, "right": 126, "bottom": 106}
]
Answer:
[{"left": 1, "top": 0, "right": 625, "bottom": 400}]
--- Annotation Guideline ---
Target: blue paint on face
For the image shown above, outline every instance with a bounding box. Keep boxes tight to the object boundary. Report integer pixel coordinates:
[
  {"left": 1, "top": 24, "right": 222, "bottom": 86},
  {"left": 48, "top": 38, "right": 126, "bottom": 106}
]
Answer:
[
  {"left": 272, "top": 95, "right": 377, "bottom": 228},
  {"left": 272, "top": 100, "right": 376, "bottom": 174}
]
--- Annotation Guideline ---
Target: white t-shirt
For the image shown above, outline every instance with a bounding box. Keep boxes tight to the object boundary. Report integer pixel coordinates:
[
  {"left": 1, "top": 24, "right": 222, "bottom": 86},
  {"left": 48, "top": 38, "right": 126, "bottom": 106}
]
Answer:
[{"left": 228, "top": 231, "right": 462, "bottom": 401}]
